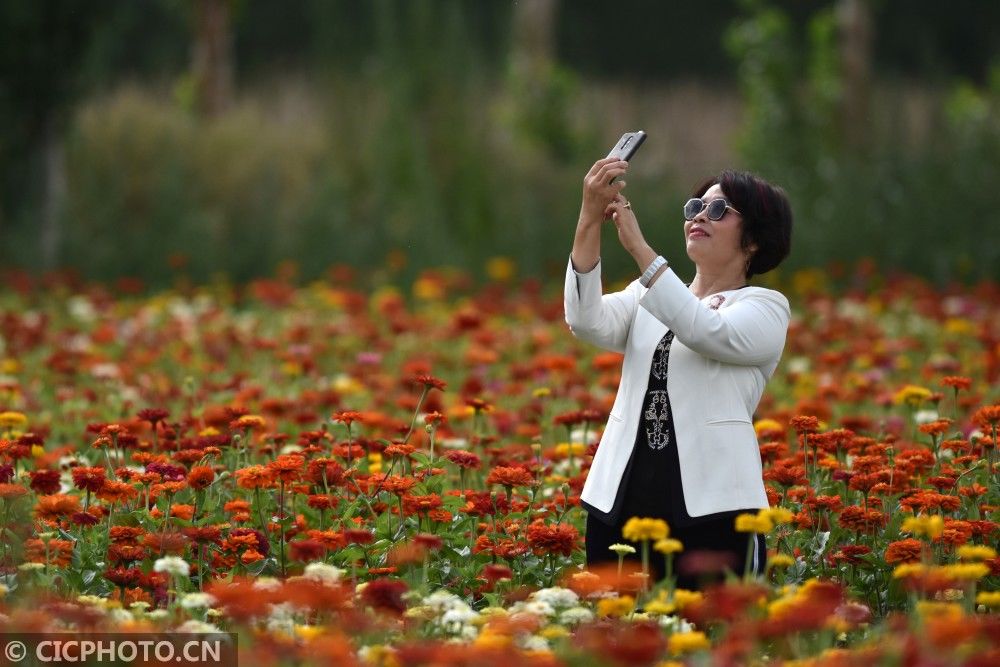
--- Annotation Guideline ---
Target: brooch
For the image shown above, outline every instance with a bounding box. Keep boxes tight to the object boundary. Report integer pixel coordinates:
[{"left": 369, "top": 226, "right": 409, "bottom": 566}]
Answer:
[{"left": 708, "top": 295, "right": 726, "bottom": 311}]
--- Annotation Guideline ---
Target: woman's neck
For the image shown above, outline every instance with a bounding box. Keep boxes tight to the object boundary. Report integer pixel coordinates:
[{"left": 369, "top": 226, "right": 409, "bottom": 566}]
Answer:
[{"left": 689, "top": 268, "right": 747, "bottom": 299}]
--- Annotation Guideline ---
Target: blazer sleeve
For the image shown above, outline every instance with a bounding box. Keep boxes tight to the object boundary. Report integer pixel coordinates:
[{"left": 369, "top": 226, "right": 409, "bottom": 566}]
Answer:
[
  {"left": 638, "top": 266, "right": 790, "bottom": 366},
  {"left": 563, "top": 256, "right": 642, "bottom": 353}
]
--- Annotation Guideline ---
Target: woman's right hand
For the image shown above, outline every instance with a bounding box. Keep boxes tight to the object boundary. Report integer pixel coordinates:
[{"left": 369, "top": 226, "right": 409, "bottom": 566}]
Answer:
[{"left": 581, "top": 158, "right": 628, "bottom": 225}]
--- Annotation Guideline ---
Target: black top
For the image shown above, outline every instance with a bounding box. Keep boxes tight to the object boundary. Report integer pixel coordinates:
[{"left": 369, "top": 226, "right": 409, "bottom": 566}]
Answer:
[{"left": 583, "top": 288, "right": 757, "bottom": 529}]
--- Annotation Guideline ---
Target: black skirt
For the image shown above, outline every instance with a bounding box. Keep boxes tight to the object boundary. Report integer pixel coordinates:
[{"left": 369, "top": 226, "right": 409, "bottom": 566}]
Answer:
[{"left": 580, "top": 329, "right": 765, "bottom": 585}]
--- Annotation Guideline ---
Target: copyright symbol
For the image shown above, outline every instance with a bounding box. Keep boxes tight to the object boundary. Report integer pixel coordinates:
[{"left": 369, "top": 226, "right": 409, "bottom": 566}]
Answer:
[{"left": 4, "top": 641, "right": 27, "bottom": 662}]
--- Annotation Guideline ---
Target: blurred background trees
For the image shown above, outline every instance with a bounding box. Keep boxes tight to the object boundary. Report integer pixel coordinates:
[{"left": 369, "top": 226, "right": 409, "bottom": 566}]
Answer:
[{"left": 1, "top": 0, "right": 997, "bottom": 288}]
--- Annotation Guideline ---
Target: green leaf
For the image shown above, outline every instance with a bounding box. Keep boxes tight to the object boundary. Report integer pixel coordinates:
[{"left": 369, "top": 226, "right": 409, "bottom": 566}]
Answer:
[{"left": 247, "top": 557, "right": 275, "bottom": 576}]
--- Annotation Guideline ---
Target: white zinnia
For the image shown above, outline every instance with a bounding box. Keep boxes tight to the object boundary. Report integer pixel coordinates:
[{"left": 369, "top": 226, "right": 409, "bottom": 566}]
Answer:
[
  {"left": 558, "top": 607, "right": 594, "bottom": 625},
  {"left": 423, "top": 590, "right": 465, "bottom": 612},
  {"left": 519, "top": 635, "right": 549, "bottom": 652},
  {"left": 153, "top": 556, "right": 190, "bottom": 578},
  {"left": 531, "top": 587, "right": 579, "bottom": 608},
  {"left": 176, "top": 620, "right": 223, "bottom": 633},
  {"left": 303, "top": 562, "right": 345, "bottom": 585},
  {"left": 253, "top": 577, "right": 282, "bottom": 591},
  {"left": 179, "top": 592, "right": 217, "bottom": 609},
  {"left": 520, "top": 600, "right": 555, "bottom": 618}
]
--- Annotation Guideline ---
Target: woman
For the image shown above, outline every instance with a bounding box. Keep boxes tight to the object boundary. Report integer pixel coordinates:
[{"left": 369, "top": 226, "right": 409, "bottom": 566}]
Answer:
[{"left": 565, "top": 157, "right": 793, "bottom": 589}]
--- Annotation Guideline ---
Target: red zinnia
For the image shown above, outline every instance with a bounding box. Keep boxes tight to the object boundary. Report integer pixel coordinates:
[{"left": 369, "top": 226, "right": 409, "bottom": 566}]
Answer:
[
  {"left": 71, "top": 466, "right": 107, "bottom": 492},
  {"left": 344, "top": 529, "right": 374, "bottom": 545},
  {"left": 828, "top": 544, "right": 872, "bottom": 567},
  {"left": 289, "top": 539, "right": 327, "bottom": 562},
  {"left": 29, "top": 469, "right": 62, "bottom": 495},
  {"left": 137, "top": 408, "right": 170, "bottom": 426},
  {"left": 526, "top": 520, "right": 579, "bottom": 557},
  {"left": 414, "top": 374, "right": 447, "bottom": 392},
  {"left": 361, "top": 578, "right": 408, "bottom": 616},
  {"left": 444, "top": 450, "right": 481, "bottom": 470},
  {"left": 307, "top": 458, "right": 345, "bottom": 487},
  {"left": 885, "top": 538, "right": 924, "bottom": 564}
]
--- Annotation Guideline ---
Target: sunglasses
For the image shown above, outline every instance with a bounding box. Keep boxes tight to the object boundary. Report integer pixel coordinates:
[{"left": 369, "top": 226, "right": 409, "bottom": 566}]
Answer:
[{"left": 683, "top": 197, "right": 741, "bottom": 221}]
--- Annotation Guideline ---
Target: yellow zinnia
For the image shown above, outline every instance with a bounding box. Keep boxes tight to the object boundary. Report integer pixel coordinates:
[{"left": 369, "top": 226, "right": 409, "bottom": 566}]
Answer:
[
  {"left": 940, "top": 563, "right": 990, "bottom": 581},
  {"left": 893, "top": 385, "right": 933, "bottom": 407},
  {"left": 901, "top": 514, "right": 944, "bottom": 539},
  {"left": 892, "top": 563, "right": 926, "bottom": 579},
  {"left": 622, "top": 517, "right": 669, "bottom": 542},
  {"left": 643, "top": 599, "right": 676, "bottom": 615},
  {"left": 915, "top": 601, "right": 964, "bottom": 620},
  {"left": 668, "top": 631, "right": 711, "bottom": 655},
  {"left": 735, "top": 512, "right": 773, "bottom": 533},
  {"left": 486, "top": 256, "right": 516, "bottom": 282},
  {"left": 768, "top": 553, "right": 795, "bottom": 569},
  {"left": 956, "top": 545, "right": 997, "bottom": 562},
  {"left": 0, "top": 411, "right": 27, "bottom": 430},
  {"left": 596, "top": 595, "right": 634, "bottom": 618},
  {"left": 975, "top": 591, "right": 1000, "bottom": 608},
  {"left": 654, "top": 538, "right": 683, "bottom": 555},
  {"left": 753, "top": 418, "right": 784, "bottom": 437},
  {"left": 761, "top": 507, "right": 794, "bottom": 525},
  {"left": 671, "top": 589, "right": 703, "bottom": 610}
]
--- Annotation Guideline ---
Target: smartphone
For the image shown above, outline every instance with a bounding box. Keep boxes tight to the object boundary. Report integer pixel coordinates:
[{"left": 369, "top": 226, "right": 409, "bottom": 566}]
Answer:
[{"left": 606, "top": 131, "right": 647, "bottom": 162}]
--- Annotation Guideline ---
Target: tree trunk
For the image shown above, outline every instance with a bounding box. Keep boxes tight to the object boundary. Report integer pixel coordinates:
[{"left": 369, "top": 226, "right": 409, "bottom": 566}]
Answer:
[
  {"left": 192, "top": 0, "right": 234, "bottom": 117},
  {"left": 837, "top": 0, "right": 873, "bottom": 149},
  {"left": 510, "top": 0, "right": 559, "bottom": 81},
  {"left": 40, "top": 116, "right": 66, "bottom": 271}
]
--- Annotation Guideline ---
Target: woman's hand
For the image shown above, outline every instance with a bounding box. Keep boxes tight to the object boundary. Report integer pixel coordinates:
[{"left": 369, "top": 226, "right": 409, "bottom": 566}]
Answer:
[
  {"left": 580, "top": 158, "right": 629, "bottom": 225},
  {"left": 605, "top": 194, "right": 653, "bottom": 263}
]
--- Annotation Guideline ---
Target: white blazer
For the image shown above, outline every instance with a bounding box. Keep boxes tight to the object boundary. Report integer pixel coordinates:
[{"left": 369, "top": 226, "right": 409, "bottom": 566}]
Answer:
[{"left": 564, "top": 257, "right": 790, "bottom": 518}]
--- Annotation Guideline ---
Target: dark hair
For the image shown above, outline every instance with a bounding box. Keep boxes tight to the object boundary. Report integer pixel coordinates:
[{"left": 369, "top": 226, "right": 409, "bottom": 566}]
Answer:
[{"left": 692, "top": 170, "right": 793, "bottom": 279}]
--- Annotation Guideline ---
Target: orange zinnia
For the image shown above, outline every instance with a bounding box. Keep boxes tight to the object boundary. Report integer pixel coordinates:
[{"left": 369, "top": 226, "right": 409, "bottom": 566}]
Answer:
[
  {"left": 403, "top": 493, "right": 443, "bottom": 515},
  {"left": 972, "top": 405, "right": 1000, "bottom": 429},
  {"left": 235, "top": 465, "right": 275, "bottom": 489},
  {"left": 268, "top": 454, "right": 305, "bottom": 482},
  {"left": 941, "top": 376, "right": 972, "bottom": 391},
  {"left": 790, "top": 415, "right": 821, "bottom": 434},
  {"left": 96, "top": 480, "right": 139, "bottom": 504},
  {"left": 0, "top": 483, "right": 28, "bottom": 500},
  {"left": 486, "top": 465, "right": 535, "bottom": 488},
  {"left": 187, "top": 465, "right": 215, "bottom": 490},
  {"left": 34, "top": 494, "right": 81, "bottom": 521}
]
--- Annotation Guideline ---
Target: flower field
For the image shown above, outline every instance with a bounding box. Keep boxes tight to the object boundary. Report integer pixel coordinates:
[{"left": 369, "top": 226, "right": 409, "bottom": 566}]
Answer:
[{"left": 0, "top": 266, "right": 999, "bottom": 666}]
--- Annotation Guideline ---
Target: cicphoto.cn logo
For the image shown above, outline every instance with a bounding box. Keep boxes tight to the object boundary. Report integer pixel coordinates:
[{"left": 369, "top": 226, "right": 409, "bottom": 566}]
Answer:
[{"left": 1, "top": 633, "right": 237, "bottom": 666}]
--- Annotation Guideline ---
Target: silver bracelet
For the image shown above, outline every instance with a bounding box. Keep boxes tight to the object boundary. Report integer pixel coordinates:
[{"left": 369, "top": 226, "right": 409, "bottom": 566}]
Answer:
[{"left": 639, "top": 255, "right": 668, "bottom": 287}]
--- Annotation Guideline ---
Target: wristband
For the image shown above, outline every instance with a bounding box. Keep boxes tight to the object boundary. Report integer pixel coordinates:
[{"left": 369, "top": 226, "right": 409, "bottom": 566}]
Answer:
[{"left": 639, "top": 255, "right": 668, "bottom": 288}]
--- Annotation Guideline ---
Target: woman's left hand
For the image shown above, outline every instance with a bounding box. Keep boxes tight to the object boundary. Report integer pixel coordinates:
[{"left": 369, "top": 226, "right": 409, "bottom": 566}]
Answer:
[{"left": 605, "top": 194, "right": 652, "bottom": 261}]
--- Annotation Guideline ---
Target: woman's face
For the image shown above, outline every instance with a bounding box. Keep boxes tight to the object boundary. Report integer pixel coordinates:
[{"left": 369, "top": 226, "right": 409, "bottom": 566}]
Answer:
[{"left": 683, "top": 184, "right": 751, "bottom": 274}]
